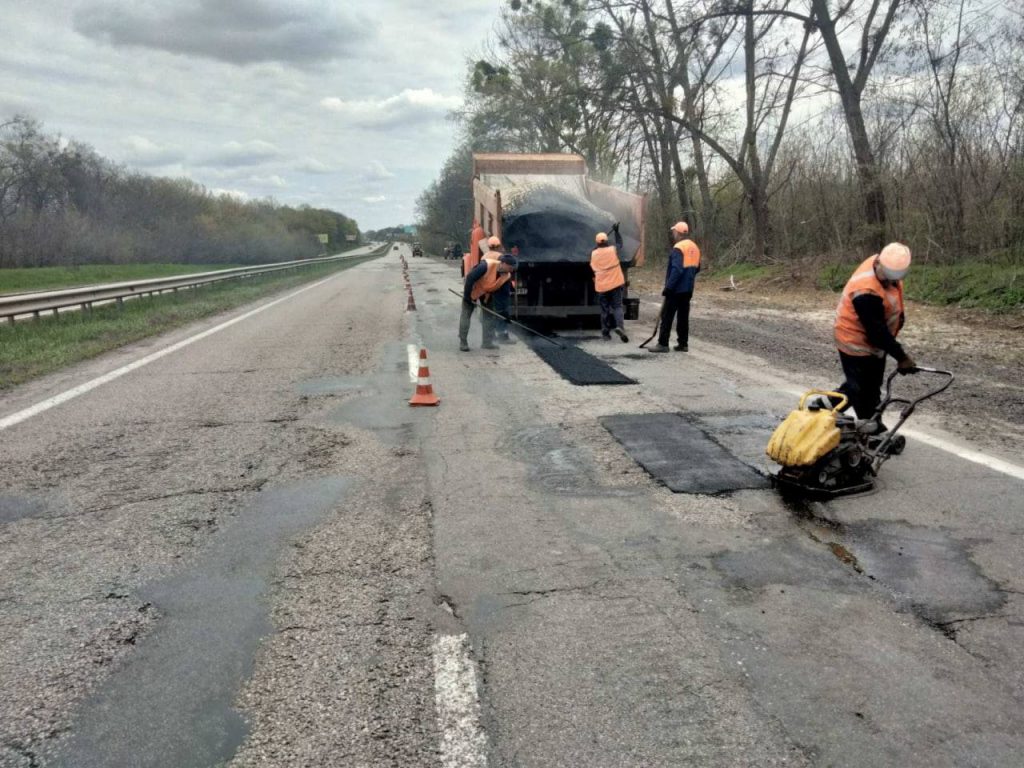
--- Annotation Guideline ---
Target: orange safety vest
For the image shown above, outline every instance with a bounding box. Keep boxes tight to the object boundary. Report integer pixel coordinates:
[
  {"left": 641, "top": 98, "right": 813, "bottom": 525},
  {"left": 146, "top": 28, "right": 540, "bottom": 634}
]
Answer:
[
  {"left": 470, "top": 258, "right": 511, "bottom": 301},
  {"left": 590, "top": 245, "right": 625, "bottom": 293},
  {"left": 834, "top": 255, "right": 905, "bottom": 357},
  {"left": 675, "top": 239, "right": 701, "bottom": 268},
  {"left": 464, "top": 225, "right": 486, "bottom": 274}
]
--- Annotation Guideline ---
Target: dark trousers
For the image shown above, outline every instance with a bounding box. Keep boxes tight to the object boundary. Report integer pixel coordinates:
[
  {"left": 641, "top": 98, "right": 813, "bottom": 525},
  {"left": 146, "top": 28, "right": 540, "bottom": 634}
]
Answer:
[
  {"left": 836, "top": 351, "right": 886, "bottom": 419},
  {"left": 459, "top": 298, "right": 497, "bottom": 345},
  {"left": 598, "top": 286, "right": 625, "bottom": 334},
  {"left": 658, "top": 291, "right": 693, "bottom": 347},
  {"left": 493, "top": 283, "right": 512, "bottom": 337}
]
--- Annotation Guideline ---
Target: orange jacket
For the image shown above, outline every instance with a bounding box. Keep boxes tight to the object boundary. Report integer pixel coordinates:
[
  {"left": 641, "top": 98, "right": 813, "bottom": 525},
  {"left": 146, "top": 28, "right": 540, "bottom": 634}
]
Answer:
[
  {"left": 834, "top": 255, "right": 905, "bottom": 357},
  {"left": 464, "top": 224, "right": 486, "bottom": 274},
  {"left": 590, "top": 245, "right": 625, "bottom": 293},
  {"left": 470, "top": 258, "right": 511, "bottom": 301}
]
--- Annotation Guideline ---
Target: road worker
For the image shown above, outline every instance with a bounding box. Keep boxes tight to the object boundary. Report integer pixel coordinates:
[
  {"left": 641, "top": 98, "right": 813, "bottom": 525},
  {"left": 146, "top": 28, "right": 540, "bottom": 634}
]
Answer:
[
  {"left": 650, "top": 221, "right": 701, "bottom": 353},
  {"left": 590, "top": 224, "right": 628, "bottom": 342},
  {"left": 473, "top": 236, "right": 516, "bottom": 344},
  {"left": 464, "top": 219, "right": 486, "bottom": 276},
  {"left": 830, "top": 242, "right": 917, "bottom": 422},
  {"left": 460, "top": 241, "right": 518, "bottom": 351}
]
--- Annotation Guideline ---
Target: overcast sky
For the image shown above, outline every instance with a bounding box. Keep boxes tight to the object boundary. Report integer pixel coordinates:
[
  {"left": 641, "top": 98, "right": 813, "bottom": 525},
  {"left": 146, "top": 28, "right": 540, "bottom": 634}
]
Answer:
[{"left": 0, "top": 0, "right": 501, "bottom": 230}]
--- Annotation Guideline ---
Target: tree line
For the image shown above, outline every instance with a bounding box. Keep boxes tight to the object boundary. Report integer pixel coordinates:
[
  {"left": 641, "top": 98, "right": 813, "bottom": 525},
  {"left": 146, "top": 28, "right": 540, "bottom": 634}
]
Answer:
[
  {"left": 0, "top": 116, "right": 359, "bottom": 268},
  {"left": 418, "top": 0, "right": 1024, "bottom": 267}
]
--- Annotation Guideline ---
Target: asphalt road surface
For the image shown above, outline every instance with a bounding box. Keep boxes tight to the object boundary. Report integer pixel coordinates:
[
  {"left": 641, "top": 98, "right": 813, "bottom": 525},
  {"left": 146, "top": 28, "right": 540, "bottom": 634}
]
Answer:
[{"left": 1, "top": 243, "right": 1022, "bottom": 767}]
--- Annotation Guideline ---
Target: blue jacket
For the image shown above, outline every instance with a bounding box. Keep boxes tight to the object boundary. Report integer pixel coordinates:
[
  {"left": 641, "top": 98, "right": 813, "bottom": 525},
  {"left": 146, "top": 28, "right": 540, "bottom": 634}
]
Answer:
[{"left": 664, "top": 241, "right": 700, "bottom": 294}]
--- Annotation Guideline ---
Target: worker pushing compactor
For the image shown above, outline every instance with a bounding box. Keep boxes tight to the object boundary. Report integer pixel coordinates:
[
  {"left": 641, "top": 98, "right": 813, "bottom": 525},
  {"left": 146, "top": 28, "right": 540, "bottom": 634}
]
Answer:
[
  {"left": 828, "top": 242, "right": 918, "bottom": 421},
  {"left": 459, "top": 236, "right": 518, "bottom": 352}
]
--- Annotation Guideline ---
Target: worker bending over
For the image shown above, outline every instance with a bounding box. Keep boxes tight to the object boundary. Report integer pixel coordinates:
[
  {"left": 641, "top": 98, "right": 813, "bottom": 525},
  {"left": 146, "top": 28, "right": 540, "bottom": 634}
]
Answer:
[
  {"left": 590, "top": 224, "right": 628, "bottom": 342},
  {"left": 650, "top": 221, "right": 701, "bottom": 353},
  {"left": 459, "top": 236, "right": 518, "bottom": 351},
  {"left": 831, "top": 242, "right": 917, "bottom": 422}
]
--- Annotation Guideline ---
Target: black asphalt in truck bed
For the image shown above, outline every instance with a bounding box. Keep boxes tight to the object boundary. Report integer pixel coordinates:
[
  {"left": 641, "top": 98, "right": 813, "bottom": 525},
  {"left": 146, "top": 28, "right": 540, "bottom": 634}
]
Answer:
[
  {"left": 601, "top": 412, "right": 769, "bottom": 493},
  {"left": 530, "top": 340, "right": 636, "bottom": 386}
]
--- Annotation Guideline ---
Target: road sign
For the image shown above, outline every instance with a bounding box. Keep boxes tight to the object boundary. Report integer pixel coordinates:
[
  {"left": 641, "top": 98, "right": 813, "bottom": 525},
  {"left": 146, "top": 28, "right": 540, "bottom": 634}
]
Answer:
[{"left": 317, "top": 233, "right": 329, "bottom": 244}]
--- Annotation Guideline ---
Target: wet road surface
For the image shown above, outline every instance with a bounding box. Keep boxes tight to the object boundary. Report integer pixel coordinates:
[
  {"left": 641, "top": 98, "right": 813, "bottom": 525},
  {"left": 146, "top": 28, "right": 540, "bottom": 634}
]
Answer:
[{"left": 1, "top": 244, "right": 1022, "bottom": 767}]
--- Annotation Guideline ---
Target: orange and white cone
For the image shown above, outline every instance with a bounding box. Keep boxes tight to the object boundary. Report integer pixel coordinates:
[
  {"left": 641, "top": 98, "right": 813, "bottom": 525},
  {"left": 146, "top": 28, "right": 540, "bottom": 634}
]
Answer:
[{"left": 409, "top": 348, "right": 440, "bottom": 406}]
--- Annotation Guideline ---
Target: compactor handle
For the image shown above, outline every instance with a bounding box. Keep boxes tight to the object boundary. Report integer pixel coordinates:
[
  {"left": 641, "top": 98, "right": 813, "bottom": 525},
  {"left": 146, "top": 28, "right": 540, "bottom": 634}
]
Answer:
[{"left": 798, "top": 389, "right": 848, "bottom": 413}]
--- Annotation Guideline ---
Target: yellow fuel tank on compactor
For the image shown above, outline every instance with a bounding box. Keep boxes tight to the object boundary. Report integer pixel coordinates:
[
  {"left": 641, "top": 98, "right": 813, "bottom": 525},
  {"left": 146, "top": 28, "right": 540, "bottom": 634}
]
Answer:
[{"left": 766, "top": 391, "right": 848, "bottom": 468}]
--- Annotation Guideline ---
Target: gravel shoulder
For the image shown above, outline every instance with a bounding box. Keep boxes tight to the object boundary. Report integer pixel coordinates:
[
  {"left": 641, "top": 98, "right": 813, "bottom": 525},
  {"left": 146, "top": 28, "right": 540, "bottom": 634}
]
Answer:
[{"left": 632, "top": 269, "right": 1024, "bottom": 454}]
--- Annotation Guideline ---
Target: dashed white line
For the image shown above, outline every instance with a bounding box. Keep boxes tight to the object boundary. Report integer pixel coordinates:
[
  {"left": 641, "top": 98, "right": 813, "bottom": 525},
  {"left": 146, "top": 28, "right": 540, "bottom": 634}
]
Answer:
[
  {"left": 0, "top": 271, "right": 347, "bottom": 432},
  {"left": 408, "top": 343, "right": 421, "bottom": 384},
  {"left": 432, "top": 633, "right": 488, "bottom": 768}
]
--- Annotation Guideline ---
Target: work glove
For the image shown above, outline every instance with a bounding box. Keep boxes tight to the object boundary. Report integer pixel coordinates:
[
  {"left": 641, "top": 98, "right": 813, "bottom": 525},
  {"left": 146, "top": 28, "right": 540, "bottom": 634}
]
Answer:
[
  {"left": 661, "top": 289, "right": 668, "bottom": 297},
  {"left": 897, "top": 356, "right": 918, "bottom": 375}
]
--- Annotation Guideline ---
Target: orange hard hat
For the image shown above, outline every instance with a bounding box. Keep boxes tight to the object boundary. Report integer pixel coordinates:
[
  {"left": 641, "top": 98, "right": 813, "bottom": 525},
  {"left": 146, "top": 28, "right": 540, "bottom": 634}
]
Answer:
[
  {"left": 487, "top": 235, "right": 501, "bottom": 247},
  {"left": 670, "top": 221, "right": 689, "bottom": 235},
  {"left": 595, "top": 232, "right": 608, "bottom": 244},
  {"left": 877, "top": 242, "right": 911, "bottom": 280}
]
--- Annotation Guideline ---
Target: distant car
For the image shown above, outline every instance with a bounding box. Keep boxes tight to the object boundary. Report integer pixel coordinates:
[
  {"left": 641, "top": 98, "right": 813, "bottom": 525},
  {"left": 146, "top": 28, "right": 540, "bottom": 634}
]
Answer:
[
  {"left": 393, "top": 245, "right": 399, "bottom": 250},
  {"left": 412, "top": 242, "right": 423, "bottom": 257}
]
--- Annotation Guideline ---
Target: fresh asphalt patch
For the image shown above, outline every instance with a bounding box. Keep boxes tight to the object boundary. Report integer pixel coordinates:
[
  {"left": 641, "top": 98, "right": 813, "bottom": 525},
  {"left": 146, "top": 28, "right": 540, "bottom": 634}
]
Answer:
[
  {"left": 601, "top": 412, "right": 769, "bottom": 494},
  {"left": 530, "top": 340, "right": 636, "bottom": 386}
]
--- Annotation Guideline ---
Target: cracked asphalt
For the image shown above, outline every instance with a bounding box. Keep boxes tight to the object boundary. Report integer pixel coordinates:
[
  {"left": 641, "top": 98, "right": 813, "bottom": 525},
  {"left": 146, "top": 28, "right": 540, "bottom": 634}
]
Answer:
[{"left": 1, "top": 243, "right": 1023, "bottom": 767}]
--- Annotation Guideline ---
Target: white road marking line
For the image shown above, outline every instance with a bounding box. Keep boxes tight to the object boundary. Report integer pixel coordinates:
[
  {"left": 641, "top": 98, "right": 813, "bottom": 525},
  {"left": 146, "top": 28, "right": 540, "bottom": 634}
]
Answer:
[
  {"left": 0, "top": 272, "right": 346, "bottom": 432},
  {"left": 432, "top": 633, "right": 488, "bottom": 768},
  {"left": 637, "top": 298, "right": 1024, "bottom": 482},
  {"left": 408, "top": 344, "right": 420, "bottom": 384}
]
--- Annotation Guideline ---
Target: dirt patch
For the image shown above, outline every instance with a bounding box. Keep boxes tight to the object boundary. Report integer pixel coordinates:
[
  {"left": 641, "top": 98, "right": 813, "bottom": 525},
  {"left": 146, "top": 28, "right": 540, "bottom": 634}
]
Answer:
[{"left": 639, "top": 283, "right": 1024, "bottom": 452}]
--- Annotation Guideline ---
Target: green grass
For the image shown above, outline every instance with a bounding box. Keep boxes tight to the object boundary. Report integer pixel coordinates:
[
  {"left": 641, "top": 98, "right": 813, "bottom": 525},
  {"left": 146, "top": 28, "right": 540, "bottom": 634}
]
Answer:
[
  {"left": 819, "top": 256, "right": 1024, "bottom": 313},
  {"left": 0, "top": 252, "right": 383, "bottom": 389},
  {"left": 0, "top": 263, "right": 243, "bottom": 295}
]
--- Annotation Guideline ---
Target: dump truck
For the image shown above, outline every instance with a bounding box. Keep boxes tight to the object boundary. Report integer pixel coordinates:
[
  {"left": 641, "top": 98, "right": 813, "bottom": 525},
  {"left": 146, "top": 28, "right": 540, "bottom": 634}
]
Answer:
[{"left": 471, "top": 153, "right": 646, "bottom": 323}]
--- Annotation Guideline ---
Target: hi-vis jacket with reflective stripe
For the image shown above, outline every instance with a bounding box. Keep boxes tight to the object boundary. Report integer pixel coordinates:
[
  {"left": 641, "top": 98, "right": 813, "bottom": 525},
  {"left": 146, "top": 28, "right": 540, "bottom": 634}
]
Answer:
[
  {"left": 834, "top": 255, "right": 905, "bottom": 357},
  {"left": 469, "top": 257, "right": 511, "bottom": 301},
  {"left": 590, "top": 245, "right": 625, "bottom": 293}
]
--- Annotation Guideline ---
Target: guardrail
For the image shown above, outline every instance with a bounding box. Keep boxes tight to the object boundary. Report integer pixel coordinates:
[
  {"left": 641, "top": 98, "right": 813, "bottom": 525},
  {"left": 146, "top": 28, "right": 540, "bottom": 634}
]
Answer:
[{"left": 1, "top": 246, "right": 389, "bottom": 323}]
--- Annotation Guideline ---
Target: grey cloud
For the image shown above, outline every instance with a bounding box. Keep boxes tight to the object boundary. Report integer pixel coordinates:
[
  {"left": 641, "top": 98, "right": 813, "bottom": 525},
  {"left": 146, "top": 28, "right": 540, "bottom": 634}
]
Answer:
[
  {"left": 202, "top": 139, "right": 282, "bottom": 167},
  {"left": 363, "top": 161, "right": 395, "bottom": 180},
  {"left": 73, "top": 0, "right": 373, "bottom": 66},
  {"left": 319, "top": 88, "right": 461, "bottom": 131},
  {"left": 121, "top": 136, "right": 184, "bottom": 167}
]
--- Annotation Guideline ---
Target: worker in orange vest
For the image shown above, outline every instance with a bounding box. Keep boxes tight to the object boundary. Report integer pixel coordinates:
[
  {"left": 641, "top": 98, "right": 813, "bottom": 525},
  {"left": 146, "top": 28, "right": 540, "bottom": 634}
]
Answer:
[
  {"left": 464, "top": 219, "right": 487, "bottom": 277},
  {"left": 650, "top": 221, "right": 701, "bottom": 353},
  {"left": 459, "top": 239, "right": 518, "bottom": 351},
  {"left": 830, "top": 242, "right": 917, "bottom": 421},
  {"left": 590, "top": 224, "right": 628, "bottom": 342}
]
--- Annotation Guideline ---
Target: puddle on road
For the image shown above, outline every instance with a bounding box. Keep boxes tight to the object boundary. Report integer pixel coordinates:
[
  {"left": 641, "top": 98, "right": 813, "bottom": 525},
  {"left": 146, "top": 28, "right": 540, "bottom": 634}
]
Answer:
[
  {"left": 54, "top": 476, "right": 352, "bottom": 768},
  {"left": 328, "top": 343, "right": 419, "bottom": 445},
  {"left": 0, "top": 492, "right": 49, "bottom": 523},
  {"left": 842, "top": 520, "right": 1005, "bottom": 623},
  {"left": 712, "top": 536, "right": 865, "bottom": 594}
]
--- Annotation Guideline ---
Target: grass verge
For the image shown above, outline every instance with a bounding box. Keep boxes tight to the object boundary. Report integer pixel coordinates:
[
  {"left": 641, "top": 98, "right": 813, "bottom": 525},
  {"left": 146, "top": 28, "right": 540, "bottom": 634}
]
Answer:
[
  {"left": 706, "top": 255, "right": 1023, "bottom": 314},
  {"left": 0, "top": 251, "right": 383, "bottom": 390},
  {"left": 819, "top": 256, "right": 1023, "bottom": 313},
  {"left": 0, "top": 263, "right": 240, "bottom": 295}
]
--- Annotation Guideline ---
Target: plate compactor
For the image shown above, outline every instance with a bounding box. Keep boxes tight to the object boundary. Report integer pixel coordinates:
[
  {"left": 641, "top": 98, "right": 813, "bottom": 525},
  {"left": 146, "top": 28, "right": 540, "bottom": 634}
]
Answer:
[{"left": 766, "top": 367, "right": 953, "bottom": 497}]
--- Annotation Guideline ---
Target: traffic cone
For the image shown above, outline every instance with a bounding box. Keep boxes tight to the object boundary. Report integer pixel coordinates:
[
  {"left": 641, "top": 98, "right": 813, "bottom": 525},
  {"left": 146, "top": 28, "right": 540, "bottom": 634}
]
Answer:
[
  {"left": 406, "top": 292, "right": 417, "bottom": 311},
  {"left": 409, "top": 348, "right": 440, "bottom": 406}
]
